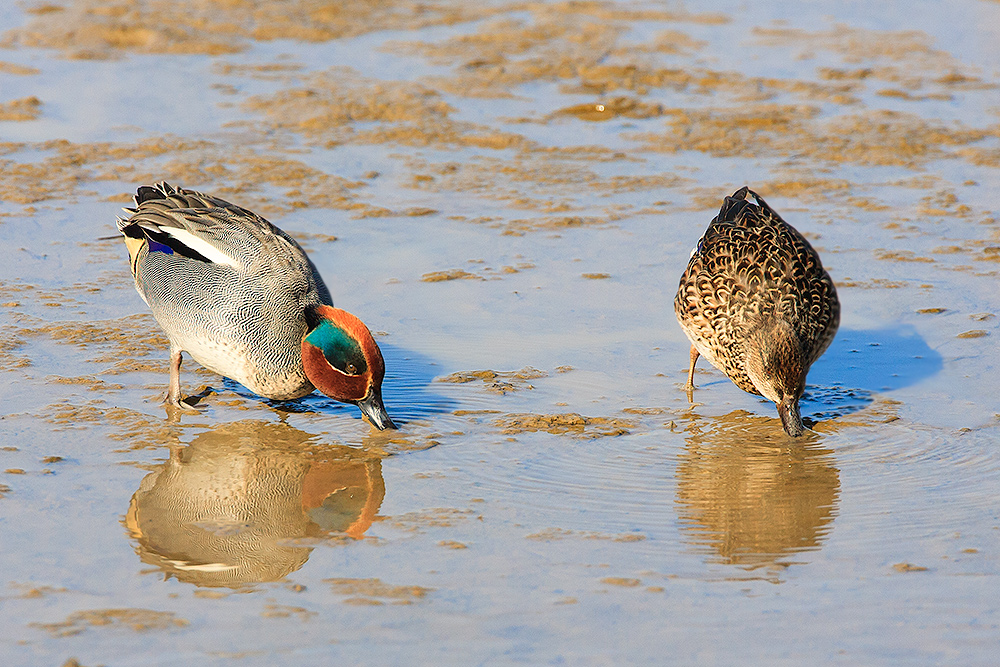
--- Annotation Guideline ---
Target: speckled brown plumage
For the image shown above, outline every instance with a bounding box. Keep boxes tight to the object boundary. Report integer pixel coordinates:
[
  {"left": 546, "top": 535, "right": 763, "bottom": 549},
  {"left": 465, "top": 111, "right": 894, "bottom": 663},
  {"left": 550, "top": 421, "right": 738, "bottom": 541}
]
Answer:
[{"left": 674, "top": 187, "right": 840, "bottom": 436}]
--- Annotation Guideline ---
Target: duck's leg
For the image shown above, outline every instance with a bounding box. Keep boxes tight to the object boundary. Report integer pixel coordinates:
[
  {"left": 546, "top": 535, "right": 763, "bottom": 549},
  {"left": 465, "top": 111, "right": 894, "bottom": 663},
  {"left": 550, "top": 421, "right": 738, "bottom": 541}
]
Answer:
[
  {"left": 164, "top": 345, "right": 186, "bottom": 408},
  {"left": 685, "top": 345, "right": 699, "bottom": 401}
]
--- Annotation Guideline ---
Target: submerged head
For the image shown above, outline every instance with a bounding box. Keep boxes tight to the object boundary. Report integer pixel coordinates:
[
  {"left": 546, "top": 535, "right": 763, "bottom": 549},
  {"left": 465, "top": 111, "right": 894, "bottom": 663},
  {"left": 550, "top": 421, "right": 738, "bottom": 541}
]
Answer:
[
  {"left": 301, "top": 305, "right": 397, "bottom": 430},
  {"left": 745, "top": 318, "right": 807, "bottom": 437}
]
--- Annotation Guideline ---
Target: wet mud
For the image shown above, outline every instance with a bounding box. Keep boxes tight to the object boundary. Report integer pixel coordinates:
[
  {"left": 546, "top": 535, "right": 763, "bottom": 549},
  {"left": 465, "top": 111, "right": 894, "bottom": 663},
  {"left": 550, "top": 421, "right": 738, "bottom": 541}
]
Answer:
[{"left": 1, "top": 0, "right": 1000, "bottom": 664}]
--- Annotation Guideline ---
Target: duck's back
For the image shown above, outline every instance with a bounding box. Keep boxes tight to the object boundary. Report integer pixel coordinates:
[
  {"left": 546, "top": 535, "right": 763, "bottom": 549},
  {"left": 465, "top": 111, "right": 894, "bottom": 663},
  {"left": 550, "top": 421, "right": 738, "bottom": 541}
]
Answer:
[
  {"left": 119, "top": 183, "right": 334, "bottom": 399},
  {"left": 674, "top": 188, "right": 839, "bottom": 394}
]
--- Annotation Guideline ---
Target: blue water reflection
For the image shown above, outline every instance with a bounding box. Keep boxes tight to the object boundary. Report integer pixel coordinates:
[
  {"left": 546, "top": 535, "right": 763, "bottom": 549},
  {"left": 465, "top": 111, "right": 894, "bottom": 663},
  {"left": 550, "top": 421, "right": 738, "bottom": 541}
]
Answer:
[
  {"left": 226, "top": 343, "right": 455, "bottom": 425},
  {"left": 803, "top": 326, "right": 942, "bottom": 421}
]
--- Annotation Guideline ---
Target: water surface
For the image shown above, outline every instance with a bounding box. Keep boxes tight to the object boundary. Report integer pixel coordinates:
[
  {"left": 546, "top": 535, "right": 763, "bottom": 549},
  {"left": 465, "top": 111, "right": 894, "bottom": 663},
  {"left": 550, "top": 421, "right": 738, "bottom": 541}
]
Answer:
[{"left": 1, "top": 0, "right": 999, "bottom": 664}]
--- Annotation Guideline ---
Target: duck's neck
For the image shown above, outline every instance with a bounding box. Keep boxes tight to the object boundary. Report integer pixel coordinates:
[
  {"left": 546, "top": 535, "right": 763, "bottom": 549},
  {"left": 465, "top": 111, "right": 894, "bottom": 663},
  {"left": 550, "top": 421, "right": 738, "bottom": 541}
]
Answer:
[
  {"left": 746, "top": 317, "right": 807, "bottom": 436},
  {"left": 745, "top": 317, "right": 805, "bottom": 404}
]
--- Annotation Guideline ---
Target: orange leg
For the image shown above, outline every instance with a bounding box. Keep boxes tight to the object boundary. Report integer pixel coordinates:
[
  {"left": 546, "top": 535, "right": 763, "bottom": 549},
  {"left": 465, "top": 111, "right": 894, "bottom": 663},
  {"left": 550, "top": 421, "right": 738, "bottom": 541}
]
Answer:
[{"left": 685, "top": 346, "right": 699, "bottom": 399}]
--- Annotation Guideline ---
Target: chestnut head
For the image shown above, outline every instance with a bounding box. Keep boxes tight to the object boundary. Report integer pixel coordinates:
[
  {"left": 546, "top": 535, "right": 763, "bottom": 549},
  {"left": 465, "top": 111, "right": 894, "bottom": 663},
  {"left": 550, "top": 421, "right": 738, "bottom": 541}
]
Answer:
[{"left": 301, "top": 305, "right": 396, "bottom": 430}]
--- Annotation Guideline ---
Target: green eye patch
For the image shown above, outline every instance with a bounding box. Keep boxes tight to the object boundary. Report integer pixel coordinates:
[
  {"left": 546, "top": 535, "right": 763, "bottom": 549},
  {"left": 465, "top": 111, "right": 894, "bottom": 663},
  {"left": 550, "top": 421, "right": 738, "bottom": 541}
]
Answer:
[{"left": 305, "top": 321, "right": 368, "bottom": 376}]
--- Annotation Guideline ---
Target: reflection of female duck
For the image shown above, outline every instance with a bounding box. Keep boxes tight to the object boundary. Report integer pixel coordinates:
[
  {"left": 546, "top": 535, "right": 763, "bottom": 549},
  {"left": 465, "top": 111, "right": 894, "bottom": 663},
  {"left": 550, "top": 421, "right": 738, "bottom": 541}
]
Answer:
[
  {"left": 675, "top": 412, "right": 840, "bottom": 572},
  {"left": 125, "top": 420, "right": 384, "bottom": 588}
]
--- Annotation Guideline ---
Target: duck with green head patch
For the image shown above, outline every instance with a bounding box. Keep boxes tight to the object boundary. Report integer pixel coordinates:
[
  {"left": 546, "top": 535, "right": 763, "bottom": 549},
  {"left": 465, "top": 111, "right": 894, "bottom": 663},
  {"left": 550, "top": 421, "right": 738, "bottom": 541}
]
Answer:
[{"left": 117, "top": 182, "right": 396, "bottom": 430}]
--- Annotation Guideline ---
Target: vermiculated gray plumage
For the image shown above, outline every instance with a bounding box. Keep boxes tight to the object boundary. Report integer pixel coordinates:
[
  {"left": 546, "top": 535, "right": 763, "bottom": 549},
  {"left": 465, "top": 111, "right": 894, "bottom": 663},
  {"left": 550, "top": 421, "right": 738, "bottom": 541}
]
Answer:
[
  {"left": 674, "top": 187, "right": 839, "bottom": 435},
  {"left": 118, "top": 182, "right": 334, "bottom": 400}
]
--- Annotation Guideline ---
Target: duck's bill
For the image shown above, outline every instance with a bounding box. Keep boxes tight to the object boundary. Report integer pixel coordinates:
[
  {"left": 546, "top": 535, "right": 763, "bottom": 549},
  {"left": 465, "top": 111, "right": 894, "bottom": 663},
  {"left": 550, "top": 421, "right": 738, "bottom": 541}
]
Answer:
[
  {"left": 778, "top": 397, "right": 804, "bottom": 437},
  {"left": 357, "top": 389, "right": 397, "bottom": 430}
]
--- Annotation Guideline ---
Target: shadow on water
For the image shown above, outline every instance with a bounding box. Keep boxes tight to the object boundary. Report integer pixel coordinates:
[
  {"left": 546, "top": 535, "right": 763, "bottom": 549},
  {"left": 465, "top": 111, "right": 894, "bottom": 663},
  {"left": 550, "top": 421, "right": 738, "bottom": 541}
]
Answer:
[
  {"left": 802, "top": 326, "right": 943, "bottom": 422},
  {"left": 225, "top": 343, "right": 456, "bottom": 426},
  {"left": 675, "top": 412, "right": 841, "bottom": 581},
  {"left": 125, "top": 420, "right": 385, "bottom": 589}
]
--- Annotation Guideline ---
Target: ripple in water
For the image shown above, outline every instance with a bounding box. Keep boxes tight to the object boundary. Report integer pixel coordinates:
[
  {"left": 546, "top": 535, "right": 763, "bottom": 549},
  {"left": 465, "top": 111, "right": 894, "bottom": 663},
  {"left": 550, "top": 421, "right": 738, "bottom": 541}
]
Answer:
[
  {"left": 821, "top": 399, "right": 1000, "bottom": 479},
  {"left": 436, "top": 380, "right": 682, "bottom": 545},
  {"left": 801, "top": 384, "right": 874, "bottom": 423},
  {"left": 800, "top": 326, "right": 944, "bottom": 425},
  {"left": 674, "top": 411, "right": 840, "bottom": 574},
  {"left": 222, "top": 342, "right": 459, "bottom": 427},
  {"left": 808, "top": 399, "right": 1000, "bottom": 542}
]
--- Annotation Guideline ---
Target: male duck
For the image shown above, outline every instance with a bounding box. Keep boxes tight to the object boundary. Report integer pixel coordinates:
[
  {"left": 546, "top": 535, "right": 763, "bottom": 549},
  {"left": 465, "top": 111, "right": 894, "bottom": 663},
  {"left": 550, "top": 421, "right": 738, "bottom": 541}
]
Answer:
[
  {"left": 674, "top": 187, "right": 839, "bottom": 436},
  {"left": 117, "top": 182, "right": 396, "bottom": 430}
]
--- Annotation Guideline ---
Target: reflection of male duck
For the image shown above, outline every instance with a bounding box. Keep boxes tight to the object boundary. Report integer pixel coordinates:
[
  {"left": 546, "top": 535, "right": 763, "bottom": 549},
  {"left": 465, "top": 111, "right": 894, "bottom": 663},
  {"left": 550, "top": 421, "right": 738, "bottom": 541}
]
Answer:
[
  {"left": 675, "top": 412, "right": 840, "bottom": 572},
  {"left": 125, "top": 420, "right": 384, "bottom": 588}
]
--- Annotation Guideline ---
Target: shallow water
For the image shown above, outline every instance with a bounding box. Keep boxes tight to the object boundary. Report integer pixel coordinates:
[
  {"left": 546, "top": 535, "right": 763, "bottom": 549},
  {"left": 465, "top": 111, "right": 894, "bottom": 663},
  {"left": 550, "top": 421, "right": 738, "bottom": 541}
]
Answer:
[{"left": 1, "top": 0, "right": 1000, "bottom": 664}]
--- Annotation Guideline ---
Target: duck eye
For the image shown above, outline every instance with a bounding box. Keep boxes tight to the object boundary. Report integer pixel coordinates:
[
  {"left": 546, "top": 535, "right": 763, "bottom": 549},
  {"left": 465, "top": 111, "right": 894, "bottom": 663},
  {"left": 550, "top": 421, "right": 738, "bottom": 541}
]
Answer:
[{"left": 346, "top": 363, "right": 357, "bottom": 375}]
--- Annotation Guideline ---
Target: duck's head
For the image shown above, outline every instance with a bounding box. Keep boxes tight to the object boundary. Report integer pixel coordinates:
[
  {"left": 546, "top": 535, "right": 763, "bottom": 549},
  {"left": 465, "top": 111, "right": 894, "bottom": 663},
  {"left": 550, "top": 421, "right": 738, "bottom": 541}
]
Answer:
[
  {"left": 301, "top": 305, "right": 397, "bottom": 430},
  {"left": 745, "top": 317, "right": 807, "bottom": 437}
]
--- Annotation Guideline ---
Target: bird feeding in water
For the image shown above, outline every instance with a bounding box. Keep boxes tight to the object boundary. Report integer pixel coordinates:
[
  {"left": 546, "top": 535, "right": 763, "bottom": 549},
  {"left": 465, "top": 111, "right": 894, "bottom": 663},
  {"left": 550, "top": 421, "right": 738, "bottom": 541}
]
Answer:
[
  {"left": 117, "top": 182, "right": 396, "bottom": 430},
  {"left": 674, "top": 187, "right": 839, "bottom": 436}
]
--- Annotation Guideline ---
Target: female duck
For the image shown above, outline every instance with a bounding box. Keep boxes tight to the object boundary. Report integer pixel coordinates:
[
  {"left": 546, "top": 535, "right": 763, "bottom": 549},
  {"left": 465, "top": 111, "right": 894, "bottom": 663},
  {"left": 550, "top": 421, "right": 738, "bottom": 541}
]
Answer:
[
  {"left": 674, "top": 187, "right": 839, "bottom": 436},
  {"left": 118, "top": 182, "right": 396, "bottom": 430}
]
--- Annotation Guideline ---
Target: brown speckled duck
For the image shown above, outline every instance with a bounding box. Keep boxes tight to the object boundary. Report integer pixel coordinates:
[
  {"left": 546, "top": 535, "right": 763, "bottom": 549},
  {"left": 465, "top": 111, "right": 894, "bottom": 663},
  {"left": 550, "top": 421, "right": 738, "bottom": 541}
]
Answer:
[{"left": 674, "top": 187, "right": 840, "bottom": 436}]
